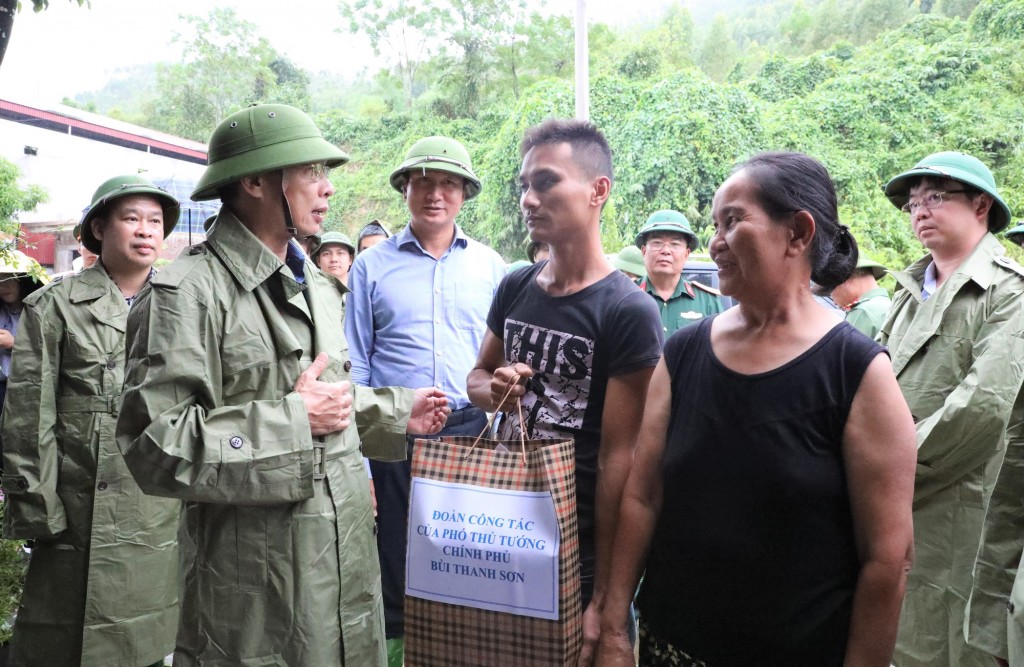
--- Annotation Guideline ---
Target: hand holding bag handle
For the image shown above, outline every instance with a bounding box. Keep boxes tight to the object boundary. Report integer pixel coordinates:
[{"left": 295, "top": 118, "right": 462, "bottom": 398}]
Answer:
[{"left": 467, "top": 373, "right": 527, "bottom": 465}]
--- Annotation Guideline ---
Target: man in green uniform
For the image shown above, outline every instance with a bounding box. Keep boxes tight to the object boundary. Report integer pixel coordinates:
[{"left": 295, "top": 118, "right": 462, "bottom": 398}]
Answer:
[
  {"left": 636, "top": 210, "right": 723, "bottom": 336},
  {"left": 828, "top": 256, "right": 892, "bottom": 339},
  {"left": 312, "top": 230, "right": 356, "bottom": 286},
  {"left": 879, "top": 152, "right": 1024, "bottom": 667},
  {"left": 1005, "top": 221, "right": 1024, "bottom": 247},
  {"left": 1, "top": 175, "right": 182, "bottom": 667},
  {"left": 115, "top": 104, "right": 449, "bottom": 667},
  {"left": 610, "top": 245, "right": 644, "bottom": 281}
]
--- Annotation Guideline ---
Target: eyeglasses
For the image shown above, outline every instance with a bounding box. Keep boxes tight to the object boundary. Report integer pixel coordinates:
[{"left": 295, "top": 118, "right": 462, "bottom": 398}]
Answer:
[
  {"left": 646, "top": 240, "right": 689, "bottom": 252},
  {"left": 901, "top": 190, "right": 967, "bottom": 215},
  {"left": 304, "top": 163, "right": 332, "bottom": 183}
]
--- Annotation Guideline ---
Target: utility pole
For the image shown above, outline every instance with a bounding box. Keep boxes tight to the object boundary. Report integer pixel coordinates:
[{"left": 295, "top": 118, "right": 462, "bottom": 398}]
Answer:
[{"left": 574, "top": 0, "right": 589, "bottom": 120}]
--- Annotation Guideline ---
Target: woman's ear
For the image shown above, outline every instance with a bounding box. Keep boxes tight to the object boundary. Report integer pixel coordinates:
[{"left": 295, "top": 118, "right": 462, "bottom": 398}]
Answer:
[{"left": 788, "top": 210, "right": 816, "bottom": 257}]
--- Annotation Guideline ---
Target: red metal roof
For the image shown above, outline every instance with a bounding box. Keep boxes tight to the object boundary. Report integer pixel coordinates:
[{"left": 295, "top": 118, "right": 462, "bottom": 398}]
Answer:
[{"left": 0, "top": 99, "right": 207, "bottom": 164}]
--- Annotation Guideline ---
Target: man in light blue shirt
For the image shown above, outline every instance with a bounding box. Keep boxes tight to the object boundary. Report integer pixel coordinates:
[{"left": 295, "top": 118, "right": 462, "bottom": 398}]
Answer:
[{"left": 345, "top": 135, "right": 506, "bottom": 667}]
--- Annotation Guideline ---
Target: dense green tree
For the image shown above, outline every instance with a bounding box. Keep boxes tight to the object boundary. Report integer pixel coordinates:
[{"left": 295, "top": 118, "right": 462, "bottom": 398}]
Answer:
[
  {"left": 696, "top": 15, "right": 740, "bottom": 81},
  {"left": 145, "top": 8, "right": 307, "bottom": 142},
  {"left": 338, "top": 0, "right": 440, "bottom": 111}
]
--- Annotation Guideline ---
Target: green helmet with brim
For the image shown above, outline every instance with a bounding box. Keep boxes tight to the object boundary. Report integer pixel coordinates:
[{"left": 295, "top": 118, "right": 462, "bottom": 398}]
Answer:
[
  {"left": 612, "top": 245, "right": 646, "bottom": 276},
  {"left": 192, "top": 103, "right": 349, "bottom": 202},
  {"left": 635, "top": 209, "right": 699, "bottom": 251},
  {"left": 856, "top": 256, "right": 887, "bottom": 280},
  {"left": 389, "top": 136, "right": 481, "bottom": 200},
  {"left": 80, "top": 175, "right": 181, "bottom": 255},
  {"left": 883, "top": 151, "right": 1012, "bottom": 233},
  {"left": 312, "top": 231, "right": 356, "bottom": 258}
]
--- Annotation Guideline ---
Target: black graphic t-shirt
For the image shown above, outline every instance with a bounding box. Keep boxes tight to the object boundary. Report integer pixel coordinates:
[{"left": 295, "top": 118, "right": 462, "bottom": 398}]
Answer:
[{"left": 487, "top": 261, "right": 663, "bottom": 588}]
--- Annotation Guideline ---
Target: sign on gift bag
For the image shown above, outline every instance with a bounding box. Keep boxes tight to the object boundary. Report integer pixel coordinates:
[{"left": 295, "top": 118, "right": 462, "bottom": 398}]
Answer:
[
  {"left": 403, "top": 434, "right": 581, "bottom": 666},
  {"left": 406, "top": 478, "right": 561, "bottom": 620}
]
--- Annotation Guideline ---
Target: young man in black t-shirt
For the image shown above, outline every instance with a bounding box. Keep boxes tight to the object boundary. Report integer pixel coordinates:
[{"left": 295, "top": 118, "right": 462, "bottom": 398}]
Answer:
[{"left": 467, "top": 119, "right": 663, "bottom": 662}]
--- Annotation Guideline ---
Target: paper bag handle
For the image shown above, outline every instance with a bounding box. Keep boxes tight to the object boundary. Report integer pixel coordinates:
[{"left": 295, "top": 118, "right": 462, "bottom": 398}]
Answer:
[{"left": 467, "top": 373, "right": 528, "bottom": 466}]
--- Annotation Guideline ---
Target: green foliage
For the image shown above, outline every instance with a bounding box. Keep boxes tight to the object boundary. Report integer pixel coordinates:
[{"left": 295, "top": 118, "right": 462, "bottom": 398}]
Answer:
[
  {"left": 696, "top": 16, "right": 740, "bottom": 82},
  {"left": 970, "top": 0, "right": 1024, "bottom": 39},
  {"left": 0, "top": 158, "right": 46, "bottom": 266},
  {"left": 145, "top": 8, "right": 309, "bottom": 142}
]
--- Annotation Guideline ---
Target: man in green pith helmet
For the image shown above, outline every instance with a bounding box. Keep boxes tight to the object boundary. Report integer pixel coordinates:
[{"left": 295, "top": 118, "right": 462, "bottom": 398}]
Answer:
[
  {"left": 115, "top": 104, "right": 450, "bottom": 667},
  {"left": 878, "top": 151, "right": 1024, "bottom": 667},
  {"left": 1005, "top": 221, "right": 1024, "bottom": 248},
  {"left": 312, "top": 230, "right": 356, "bottom": 286},
  {"left": 636, "top": 210, "right": 723, "bottom": 337},
  {"left": 611, "top": 245, "right": 645, "bottom": 281},
  {"left": 345, "top": 135, "right": 506, "bottom": 667},
  {"left": 1, "top": 175, "right": 181, "bottom": 667},
  {"left": 827, "top": 255, "right": 892, "bottom": 339}
]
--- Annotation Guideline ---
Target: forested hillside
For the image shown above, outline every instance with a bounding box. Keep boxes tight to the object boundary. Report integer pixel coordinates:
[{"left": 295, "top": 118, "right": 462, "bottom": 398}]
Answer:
[{"left": 69, "top": 0, "right": 1024, "bottom": 267}]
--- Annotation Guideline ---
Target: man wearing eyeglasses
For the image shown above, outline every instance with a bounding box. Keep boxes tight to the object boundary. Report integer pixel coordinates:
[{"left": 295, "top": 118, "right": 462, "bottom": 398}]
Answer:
[
  {"left": 636, "top": 210, "right": 723, "bottom": 337},
  {"left": 116, "top": 104, "right": 450, "bottom": 667},
  {"left": 879, "top": 152, "right": 1024, "bottom": 667},
  {"left": 345, "top": 135, "right": 506, "bottom": 667}
]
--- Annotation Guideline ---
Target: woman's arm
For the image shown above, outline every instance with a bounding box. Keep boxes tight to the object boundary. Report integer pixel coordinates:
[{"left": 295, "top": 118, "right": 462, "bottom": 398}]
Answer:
[
  {"left": 841, "top": 353, "right": 917, "bottom": 666},
  {"left": 583, "top": 358, "right": 672, "bottom": 667}
]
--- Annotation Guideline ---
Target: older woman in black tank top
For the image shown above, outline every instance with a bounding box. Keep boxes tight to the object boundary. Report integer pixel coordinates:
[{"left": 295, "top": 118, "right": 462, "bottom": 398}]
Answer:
[{"left": 585, "top": 153, "right": 917, "bottom": 667}]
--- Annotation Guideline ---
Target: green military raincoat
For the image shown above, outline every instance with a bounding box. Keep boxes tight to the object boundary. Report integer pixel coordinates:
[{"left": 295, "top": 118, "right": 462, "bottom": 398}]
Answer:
[
  {"left": 116, "top": 210, "right": 414, "bottom": 667},
  {"left": 0, "top": 263, "right": 179, "bottom": 667},
  {"left": 843, "top": 287, "right": 891, "bottom": 340},
  {"left": 880, "top": 233, "right": 1024, "bottom": 666}
]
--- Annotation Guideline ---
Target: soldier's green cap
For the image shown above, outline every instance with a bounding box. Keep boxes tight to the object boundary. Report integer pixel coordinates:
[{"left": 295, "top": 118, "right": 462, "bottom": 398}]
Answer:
[
  {"left": 80, "top": 175, "right": 181, "bottom": 254},
  {"left": 635, "top": 210, "right": 698, "bottom": 251},
  {"left": 612, "top": 245, "right": 646, "bottom": 276},
  {"left": 856, "top": 256, "right": 887, "bottom": 280},
  {"left": 192, "top": 103, "right": 349, "bottom": 201},
  {"left": 1005, "top": 222, "right": 1024, "bottom": 239},
  {"left": 507, "top": 259, "right": 532, "bottom": 273},
  {"left": 313, "top": 231, "right": 355, "bottom": 257},
  {"left": 884, "top": 151, "right": 1012, "bottom": 233},
  {"left": 389, "top": 136, "right": 481, "bottom": 200}
]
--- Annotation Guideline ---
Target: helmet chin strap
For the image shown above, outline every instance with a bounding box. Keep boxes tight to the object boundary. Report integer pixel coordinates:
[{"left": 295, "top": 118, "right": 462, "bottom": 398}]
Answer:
[{"left": 279, "top": 171, "right": 299, "bottom": 238}]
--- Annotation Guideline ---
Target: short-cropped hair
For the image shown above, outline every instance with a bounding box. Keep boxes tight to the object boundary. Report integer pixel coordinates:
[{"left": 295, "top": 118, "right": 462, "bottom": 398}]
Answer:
[{"left": 520, "top": 118, "right": 613, "bottom": 185}]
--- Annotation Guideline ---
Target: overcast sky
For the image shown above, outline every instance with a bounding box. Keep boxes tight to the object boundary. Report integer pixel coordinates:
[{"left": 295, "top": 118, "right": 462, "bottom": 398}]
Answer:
[{"left": 0, "top": 0, "right": 668, "bottom": 105}]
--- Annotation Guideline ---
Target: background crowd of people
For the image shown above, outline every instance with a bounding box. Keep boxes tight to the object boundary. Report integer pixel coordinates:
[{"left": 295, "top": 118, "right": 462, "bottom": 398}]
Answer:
[{"left": 0, "top": 101, "right": 1022, "bottom": 667}]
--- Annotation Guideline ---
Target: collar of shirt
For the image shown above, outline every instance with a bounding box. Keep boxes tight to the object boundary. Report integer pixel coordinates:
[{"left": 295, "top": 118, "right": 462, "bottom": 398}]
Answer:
[
  {"left": 395, "top": 221, "right": 469, "bottom": 257},
  {"left": 285, "top": 240, "right": 306, "bottom": 284},
  {"left": 206, "top": 208, "right": 301, "bottom": 292},
  {"left": 921, "top": 261, "right": 938, "bottom": 301},
  {"left": 640, "top": 276, "right": 693, "bottom": 301}
]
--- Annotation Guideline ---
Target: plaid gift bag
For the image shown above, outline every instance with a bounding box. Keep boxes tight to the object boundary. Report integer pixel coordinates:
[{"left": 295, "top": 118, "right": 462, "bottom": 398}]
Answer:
[{"left": 403, "top": 430, "right": 582, "bottom": 666}]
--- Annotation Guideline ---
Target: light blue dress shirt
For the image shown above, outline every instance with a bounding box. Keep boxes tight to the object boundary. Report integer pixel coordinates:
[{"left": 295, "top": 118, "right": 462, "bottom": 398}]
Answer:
[{"left": 345, "top": 223, "right": 506, "bottom": 409}]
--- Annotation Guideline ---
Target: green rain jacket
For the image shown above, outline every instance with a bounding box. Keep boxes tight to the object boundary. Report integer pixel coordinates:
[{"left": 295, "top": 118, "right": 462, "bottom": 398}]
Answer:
[
  {"left": 880, "top": 233, "right": 1024, "bottom": 666},
  {"left": 843, "top": 287, "right": 891, "bottom": 340},
  {"left": 0, "top": 263, "right": 179, "bottom": 667},
  {"left": 116, "top": 210, "right": 414, "bottom": 667}
]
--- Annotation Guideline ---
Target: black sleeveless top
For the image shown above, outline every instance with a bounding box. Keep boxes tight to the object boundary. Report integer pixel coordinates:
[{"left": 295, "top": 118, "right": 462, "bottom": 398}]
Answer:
[{"left": 638, "top": 316, "right": 884, "bottom": 666}]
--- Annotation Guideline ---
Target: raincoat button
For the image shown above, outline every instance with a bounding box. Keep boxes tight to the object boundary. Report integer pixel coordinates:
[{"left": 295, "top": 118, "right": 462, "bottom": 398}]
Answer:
[
  {"left": 106, "top": 359, "right": 116, "bottom": 370},
  {"left": 1009, "top": 600, "right": 1016, "bottom": 614},
  {"left": 229, "top": 436, "right": 244, "bottom": 449},
  {"left": 17, "top": 479, "right": 27, "bottom": 490},
  {"left": 343, "top": 360, "right": 352, "bottom": 372},
  {"left": 97, "top": 481, "right": 108, "bottom": 491}
]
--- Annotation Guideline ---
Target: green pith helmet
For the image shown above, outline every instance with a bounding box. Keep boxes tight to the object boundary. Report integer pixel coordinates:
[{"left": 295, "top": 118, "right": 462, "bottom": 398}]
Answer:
[
  {"left": 884, "top": 151, "right": 1012, "bottom": 233},
  {"left": 80, "top": 175, "right": 181, "bottom": 254},
  {"left": 1006, "top": 221, "right": 1024, "bottom": 244},
  {"left": 192, "top": 103, "right": 349, "bottom": 201},
  {"left": 856, "top": 256, "right": 887, "bottom": 280},
  {"left": 612, "top": 245, "right": 646, "bottom": 276},
  {"left": 506, "top": 259, "right": 532, "bottom": 273},
  {"left": 635, "top": 209, "right": 699, "bottom": 251},
  {"left": 313, "top": 231, "right": 355, "bottom": 259},
  {"left": 389, "top": 136, "right": 481, "bottom": 200}
]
